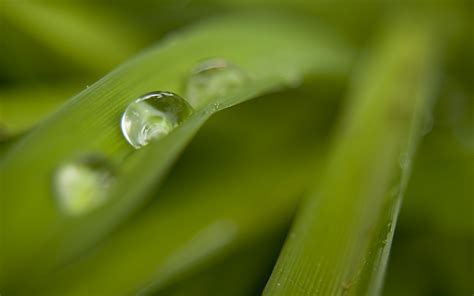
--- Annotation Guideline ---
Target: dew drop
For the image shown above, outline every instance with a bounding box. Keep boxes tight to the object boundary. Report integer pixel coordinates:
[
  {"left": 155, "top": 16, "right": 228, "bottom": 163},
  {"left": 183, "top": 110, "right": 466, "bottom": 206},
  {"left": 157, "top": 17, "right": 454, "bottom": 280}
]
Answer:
[
  {"left": 185, "top": 58, "right": 248, "bottom": 109},
  {"left": 389, "top": 185, "right": 400, "bottom": 197},
  {"left": 282, "top": 70, "right": 302, "bottom": 88},
  {"left": 54, "top": 155, "right": 114, "bottom": 216},
  {"left": 213, "top": 102, "right": 222, "bottom": 111},
  {"left": 421, "top": 111, "right": 434, "bottom": 136},
  {"left": 399, "top": 152, "right": 410, "bottom": 170},
  {"left": 121, "top": 91, "right": 193, "bottom": 149}
]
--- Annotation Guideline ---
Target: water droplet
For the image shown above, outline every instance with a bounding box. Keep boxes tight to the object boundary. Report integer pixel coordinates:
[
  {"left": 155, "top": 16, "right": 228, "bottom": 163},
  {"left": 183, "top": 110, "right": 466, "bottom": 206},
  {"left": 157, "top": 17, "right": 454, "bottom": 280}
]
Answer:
[
  {"left": 54, "top": 155, "right": 114, "bottom": 216},
  {"left": 421, "top": 111, "right": 433, "bottom": 136},
  {"left": 399, "top": 152, "right": 410, "bottom": 170},
  {"left": 389, "top": 185, "right": 400, "bottom": 197},
  {"left": 121, "top": 91, "right": 193, "bottom": 149},
  {"left": 282, "top": 70, "right": 302, "bottom": 88},
  {"left": 185, "top": 58, "right": 248, "bottom": 109},
  {"left": 213, "top": 102, "right": 222, "bottom": 111}
]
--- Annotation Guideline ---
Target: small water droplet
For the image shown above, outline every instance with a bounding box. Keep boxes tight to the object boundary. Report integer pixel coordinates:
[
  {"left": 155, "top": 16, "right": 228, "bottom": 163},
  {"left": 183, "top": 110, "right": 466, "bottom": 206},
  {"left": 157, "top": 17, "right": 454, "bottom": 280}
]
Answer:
[
  {"left": 387, "top": 221, "right": 392, "bottom": 229},
  {"left": 389, "top": 185, "right": 400, "bottom": 197},
  {"left": 54, "top": 155, "right": 114, "bottom": 216},
  {"left": 185, "top": 58, "right": 248, "bottom": 109},
  {"left": 213, "top": 102, "right": 222, "bottom": 111},
  {"left": 282, "top": 70, "right": 302, "bottom": 88},
  {"left": 399, "top": 153, "right": 410, "bottom": 169},
  {"left": 121, "top": 91, "right": 193, "bottom": 149},
  {"left": 421, "top": 111, "right": 433, "bottom": 136}
]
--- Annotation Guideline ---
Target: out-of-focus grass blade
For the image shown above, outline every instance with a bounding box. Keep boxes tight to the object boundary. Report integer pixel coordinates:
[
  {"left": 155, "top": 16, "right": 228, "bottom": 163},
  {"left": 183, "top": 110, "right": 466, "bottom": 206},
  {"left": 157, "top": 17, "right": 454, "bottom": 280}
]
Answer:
[
  {"left": 264, "top": 17, "right": 438, "bottom": 295},
  {"left": 158, "top": 234, "right": 285, "bottom": 296},
  {"left": 2, "top": 0, "right": 147, "bottom": 73},
  {"left": 384, "top": 87, "right": 474, "bottom": 295},
  {"left": 0, "top": 84, "right": 80, "bottom": 139},
  {"left": 0, "top": 14, "right": 351, "bottom": 288},
  {"left": 11, "top": 86, "right": 338, "bottom": 295},
  {"left": 43, "top": 158, "right": 307, "bottom": 296}
]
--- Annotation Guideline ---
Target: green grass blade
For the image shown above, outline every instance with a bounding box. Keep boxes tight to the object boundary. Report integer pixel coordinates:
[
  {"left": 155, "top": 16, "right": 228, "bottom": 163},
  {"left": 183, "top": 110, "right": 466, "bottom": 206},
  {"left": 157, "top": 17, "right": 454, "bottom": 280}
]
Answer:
[
  {"left": 45, "top": 158, "right": 306, "bottom": 295},
  {"left": 9, "top": 86, "right": 337, "bottom": 294},
  {"left": 158, "top": 234, "right": 285, "bottom": 296},
  {"left": 0, "top": 84, "right": 79, "bottom": 138},
  {"left": 263, "top": 17, "right": 438, "bottom": 295},
  {"left": 0, "top": 13, "right": 350, "bottom": 288},
  {"left": 2, "top": 0, "right": 146, "bottom": 73}
]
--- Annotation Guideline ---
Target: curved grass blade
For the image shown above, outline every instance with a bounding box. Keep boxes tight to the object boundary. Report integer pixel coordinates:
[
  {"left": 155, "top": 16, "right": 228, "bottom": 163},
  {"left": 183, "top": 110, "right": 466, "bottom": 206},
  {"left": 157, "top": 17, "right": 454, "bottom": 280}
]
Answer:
[
  {"left": 45, "top": 157, "right": 309, "bottom": 295},
  {"left": 263, "top": 17, "right": 439, "bottom": 295},
  {"left": 158, "top": 233, "right": 286, "bottom": 296},
  {"left": 10, "top": 87, "right": 336, "bottom": 295},
  {"left": 2, "top": 0, "right": 146, "bottom": 73},
  {"left": 0, "top": 14, "right": 351, "bottom": 287},
  {"left": 0, "top": 84, "right": 79, "bottom": 139}
]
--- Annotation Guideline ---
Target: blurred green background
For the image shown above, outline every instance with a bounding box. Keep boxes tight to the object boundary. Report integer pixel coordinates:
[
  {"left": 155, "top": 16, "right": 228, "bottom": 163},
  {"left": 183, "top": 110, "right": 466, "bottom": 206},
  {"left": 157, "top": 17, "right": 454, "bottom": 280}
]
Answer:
[{"left": 0, "top": 0, "right": 472, "bottom": 295}]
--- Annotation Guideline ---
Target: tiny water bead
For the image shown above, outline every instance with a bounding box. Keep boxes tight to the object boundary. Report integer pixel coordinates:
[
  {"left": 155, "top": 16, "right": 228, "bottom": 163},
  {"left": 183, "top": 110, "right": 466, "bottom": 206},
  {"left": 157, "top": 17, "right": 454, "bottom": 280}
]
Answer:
[
  {"left": 121, "top": 91, "right": 193, "bottom": 149},
  {"left": 398, "top": 152, "right": 410, "bottom": 170},
  {"left": 185, "top": 58, "right": 248, "bottom": 109},
  {"left": 54, "top": 155, "right": 114, "bottom": 216}
]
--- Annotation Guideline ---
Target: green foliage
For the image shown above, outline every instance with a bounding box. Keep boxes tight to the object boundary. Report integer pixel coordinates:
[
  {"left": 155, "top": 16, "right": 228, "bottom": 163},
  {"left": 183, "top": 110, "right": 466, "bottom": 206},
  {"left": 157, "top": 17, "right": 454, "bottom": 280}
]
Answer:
[{"left": 0, "top": 1, "right": 472, "bottom": 295}]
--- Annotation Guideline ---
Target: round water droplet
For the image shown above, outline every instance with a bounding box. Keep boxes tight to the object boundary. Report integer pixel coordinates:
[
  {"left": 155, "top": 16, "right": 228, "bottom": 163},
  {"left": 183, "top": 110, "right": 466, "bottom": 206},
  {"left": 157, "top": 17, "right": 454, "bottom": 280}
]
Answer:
[
  {"left": 121, "top": 91, "right": 193, "bottom": 149},
  {"left": 185, "top": 58, "right": 248, "bottom": 109},
  {"left": 54, "top": 155, "right": 114, "bottom": 216}
]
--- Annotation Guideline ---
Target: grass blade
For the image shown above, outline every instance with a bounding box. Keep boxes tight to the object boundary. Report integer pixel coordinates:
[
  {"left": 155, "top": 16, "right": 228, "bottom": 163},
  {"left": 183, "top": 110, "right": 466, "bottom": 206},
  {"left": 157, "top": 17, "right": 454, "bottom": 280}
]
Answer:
[
  {"left": 0, "top": 14, "right": 350, "bottom": 288},
  {"left": 9, "top": 86, "right": 338, "bottom": 294},
  {"left": 263, "top": 17, "right": 438, "bottom": 295},
  {"left": 2, "top": 0, "right": 146, "bottom": 73}
]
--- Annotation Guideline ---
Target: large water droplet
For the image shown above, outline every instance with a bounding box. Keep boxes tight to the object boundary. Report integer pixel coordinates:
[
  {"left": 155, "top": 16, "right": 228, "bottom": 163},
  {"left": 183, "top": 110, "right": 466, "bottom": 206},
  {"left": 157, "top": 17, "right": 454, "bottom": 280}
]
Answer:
[
  {"left": 121, "top": 91, "right": 193, "bottom": 149},
  {"left": 185, "top": 58, "right": 248, "bottom": 109},
  {"left": 54, "top": 155, "right": 114, "bottom": 216}
]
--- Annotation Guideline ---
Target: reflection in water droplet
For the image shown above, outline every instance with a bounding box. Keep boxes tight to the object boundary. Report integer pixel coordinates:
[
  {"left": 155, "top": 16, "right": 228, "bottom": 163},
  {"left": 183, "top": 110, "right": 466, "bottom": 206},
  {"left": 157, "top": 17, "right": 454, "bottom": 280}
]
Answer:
[
  {"left": 185, "top": 58, "right": 248, "bottom": 109},
  {"left": 121, "top": 91, "right": 193, "bottom": 149},
  {"left": 54, "top": 155, "right": 114, "bottom": 216}
]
